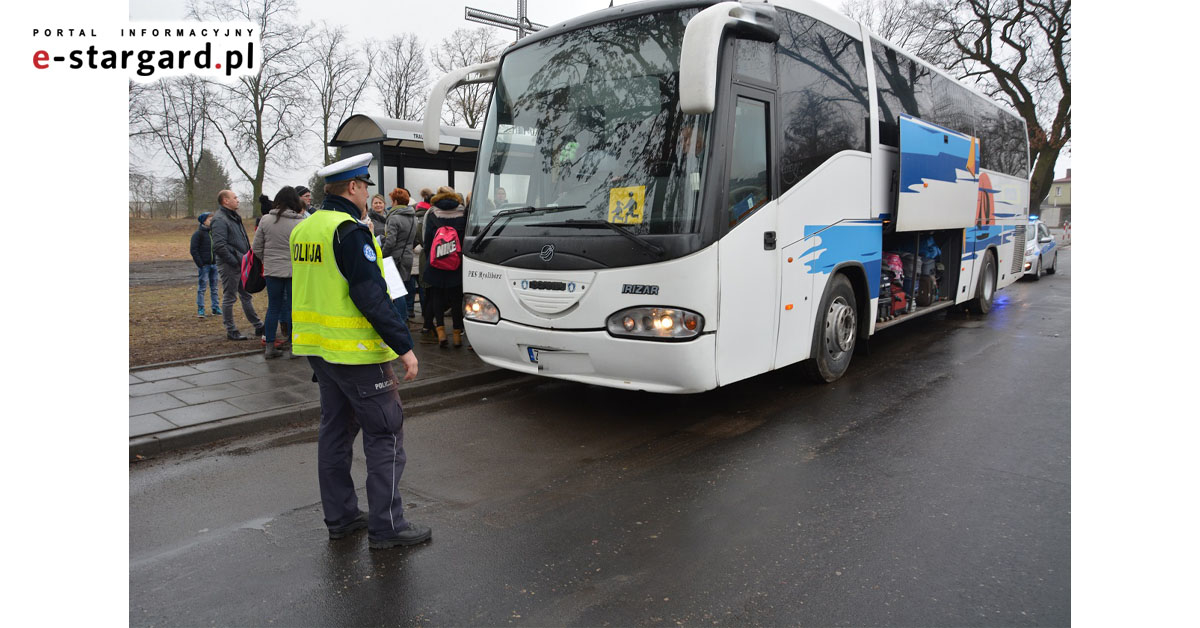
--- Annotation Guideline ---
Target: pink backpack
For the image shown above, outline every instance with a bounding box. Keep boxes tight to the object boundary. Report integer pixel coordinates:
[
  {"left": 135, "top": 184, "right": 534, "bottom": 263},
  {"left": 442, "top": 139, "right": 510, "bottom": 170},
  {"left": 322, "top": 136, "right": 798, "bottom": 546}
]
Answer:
[{"left": 429, "top": 223, "right": 462, "bottom": 271}]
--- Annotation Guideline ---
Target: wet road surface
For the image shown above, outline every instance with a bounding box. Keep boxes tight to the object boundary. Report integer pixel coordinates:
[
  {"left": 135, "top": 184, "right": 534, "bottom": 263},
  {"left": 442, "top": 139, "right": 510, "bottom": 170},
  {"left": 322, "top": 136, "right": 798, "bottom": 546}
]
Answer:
[{"left": 130, "top": 252, "right": 1070, "bottom": 625}]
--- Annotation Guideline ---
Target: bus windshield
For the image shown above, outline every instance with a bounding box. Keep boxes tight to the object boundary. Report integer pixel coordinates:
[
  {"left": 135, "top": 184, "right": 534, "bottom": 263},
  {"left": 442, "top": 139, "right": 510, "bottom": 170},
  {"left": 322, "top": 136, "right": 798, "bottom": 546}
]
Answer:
[{"left": 469, "top": 9, "right": 710, "bottom": 248}]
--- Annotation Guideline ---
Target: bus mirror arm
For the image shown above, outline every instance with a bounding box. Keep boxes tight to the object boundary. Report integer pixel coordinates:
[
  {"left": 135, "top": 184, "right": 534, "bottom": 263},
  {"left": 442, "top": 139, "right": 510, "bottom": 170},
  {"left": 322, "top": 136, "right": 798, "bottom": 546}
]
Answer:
[
  {"left": 423, "top": 60, "right": 500, "bottom": 154},
  {"left": 679, "top": 2, "right": 779, "bottom": 115}
]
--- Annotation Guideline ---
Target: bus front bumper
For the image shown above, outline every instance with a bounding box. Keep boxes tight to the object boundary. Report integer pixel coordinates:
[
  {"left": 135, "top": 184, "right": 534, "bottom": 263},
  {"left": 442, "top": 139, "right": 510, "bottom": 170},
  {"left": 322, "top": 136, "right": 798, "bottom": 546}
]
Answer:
[{"left": 464, "top": 320, "right": 718, "bottom": 394}]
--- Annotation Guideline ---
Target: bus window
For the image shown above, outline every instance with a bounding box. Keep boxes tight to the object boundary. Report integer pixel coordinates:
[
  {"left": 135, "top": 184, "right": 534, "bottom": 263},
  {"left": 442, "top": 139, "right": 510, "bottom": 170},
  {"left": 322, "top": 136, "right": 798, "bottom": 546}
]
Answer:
[
  {"left": 728, "top": 97, "right": 770, "bottom": 226},
  {"left": 776, "top": 8, "right": 869, "bottom": 189},
  {"left": 735, "top": 39, "right": 776, "bottom": 85}
]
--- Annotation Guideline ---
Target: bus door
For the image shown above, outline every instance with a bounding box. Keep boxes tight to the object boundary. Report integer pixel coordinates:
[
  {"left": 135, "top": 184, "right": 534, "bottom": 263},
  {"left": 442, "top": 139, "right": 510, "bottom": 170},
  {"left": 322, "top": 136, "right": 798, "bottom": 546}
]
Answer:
[{"left": 716, "top": 91, "right": 780, "bottom": 386}]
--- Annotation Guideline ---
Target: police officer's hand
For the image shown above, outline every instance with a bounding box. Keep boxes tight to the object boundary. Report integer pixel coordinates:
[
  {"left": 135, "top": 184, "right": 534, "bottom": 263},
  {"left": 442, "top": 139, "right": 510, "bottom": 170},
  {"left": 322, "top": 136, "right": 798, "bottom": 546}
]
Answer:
[{"left": 398, "top": 350, "right": 418, "bottom": 381}]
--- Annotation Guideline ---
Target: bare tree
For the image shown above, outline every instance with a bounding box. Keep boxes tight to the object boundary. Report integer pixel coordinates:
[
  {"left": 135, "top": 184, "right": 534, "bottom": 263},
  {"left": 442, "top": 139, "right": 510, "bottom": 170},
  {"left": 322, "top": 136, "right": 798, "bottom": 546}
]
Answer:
[
  {"left": 189, "top": 0, "right": 313, "bottom": 215},
  {"left": 923, "top": 0, "right": 1069, "bottom": 206},
  {"left": 843, "top": 0, "right": 944, "bottom": 58},
  {"left": 431, "top": 27, "right": 502, "bottom": 128},
  {"left": 304, "top": 23, "right": 374, "bottom": 165},
  {"left": 370, "top": 34, "right": 430, "bottom": 122},
  {"left": 843, "top": 0, "right": 1070, "bottom": 206},
  {"left": 129, "top": 81, "right": 155, "bottom": 141},
  {"left": 133, "top": 76, "right": 210, "bottom": 217}
]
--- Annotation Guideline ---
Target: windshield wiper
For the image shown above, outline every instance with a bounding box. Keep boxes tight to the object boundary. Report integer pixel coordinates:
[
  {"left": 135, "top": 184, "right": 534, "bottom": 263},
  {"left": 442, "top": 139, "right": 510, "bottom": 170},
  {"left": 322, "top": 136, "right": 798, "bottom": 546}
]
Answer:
[
  {"left": 469, "top": 205, "right": 585, "bottom": 253},
  {"left": 533, "top": 219, "right": 665, "bottom": 257}
]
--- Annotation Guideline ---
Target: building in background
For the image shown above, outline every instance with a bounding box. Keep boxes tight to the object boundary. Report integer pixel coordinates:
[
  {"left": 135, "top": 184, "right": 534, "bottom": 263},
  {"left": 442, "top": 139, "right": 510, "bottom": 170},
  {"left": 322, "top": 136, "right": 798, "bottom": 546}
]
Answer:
[{"left": 1039, "top": 168, "right": 1071, "bottom": 226}]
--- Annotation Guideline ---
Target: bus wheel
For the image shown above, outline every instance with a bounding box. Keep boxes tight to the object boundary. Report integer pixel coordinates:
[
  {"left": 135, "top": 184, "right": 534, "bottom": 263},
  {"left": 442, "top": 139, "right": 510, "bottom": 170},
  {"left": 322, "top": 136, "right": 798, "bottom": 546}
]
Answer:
[
  {"left": 1045, "top": 251, "right": 1058, "bottom": 275},
  {"left": 806, "top": 274, "right": 857, "bottom": 383},
  {"left": 967, "top": 251, "right": 996, "bottom": 314},
  {"left": 1031, "top": 256, "right": 1042, "bottom": 281}
]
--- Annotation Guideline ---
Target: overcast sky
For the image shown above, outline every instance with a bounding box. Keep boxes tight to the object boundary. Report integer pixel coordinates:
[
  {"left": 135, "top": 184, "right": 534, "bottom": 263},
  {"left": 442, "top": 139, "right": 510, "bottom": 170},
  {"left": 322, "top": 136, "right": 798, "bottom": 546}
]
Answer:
[{"left": 127, "top": 0, "right": 1069, "bottom": 202}]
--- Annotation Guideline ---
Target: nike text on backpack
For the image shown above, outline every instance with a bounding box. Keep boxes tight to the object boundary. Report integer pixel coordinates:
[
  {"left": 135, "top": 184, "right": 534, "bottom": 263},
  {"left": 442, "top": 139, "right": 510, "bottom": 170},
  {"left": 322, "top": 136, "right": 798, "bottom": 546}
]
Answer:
[{"left": 430, "top": 224, "right": 461, "bottom": 271}]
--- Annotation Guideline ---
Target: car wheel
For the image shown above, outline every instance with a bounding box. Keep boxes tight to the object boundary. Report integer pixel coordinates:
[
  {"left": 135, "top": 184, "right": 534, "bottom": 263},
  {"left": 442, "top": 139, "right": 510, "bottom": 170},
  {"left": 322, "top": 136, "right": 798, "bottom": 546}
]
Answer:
[
  {"left": 805, "top": 274, "right": 857, "bottom": 383},
  {"left": 1045, "top": 251, "right": 1058, "bottom": 275},
  {"left": 1031, "top": 256, "right": 1042, "bottom": 281},
  {"left": 967, "top": 251, "right": 996, "bottom": 315}
]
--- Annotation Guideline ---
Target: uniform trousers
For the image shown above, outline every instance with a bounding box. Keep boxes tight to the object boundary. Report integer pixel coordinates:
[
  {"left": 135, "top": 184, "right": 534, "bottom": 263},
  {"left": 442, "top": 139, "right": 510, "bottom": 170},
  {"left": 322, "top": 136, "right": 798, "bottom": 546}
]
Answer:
[{"left": 308, "top": 357, "right": 411, "bottom": 537}]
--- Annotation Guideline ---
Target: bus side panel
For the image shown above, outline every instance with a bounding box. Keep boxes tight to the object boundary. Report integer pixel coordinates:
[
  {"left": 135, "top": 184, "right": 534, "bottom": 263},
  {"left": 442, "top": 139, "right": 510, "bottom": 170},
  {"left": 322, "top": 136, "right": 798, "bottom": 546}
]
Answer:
[
  {"left": 895, "top": 115, "right": 979, "bottom": 232},
  {"left": 961, "top": 168, "right": 1030, "bottom": 300},
  {"left": 774, "top": 153, "right": 874, "bottom": 368},
  {"left": 715, "top": 205, "right": 780, "bottom": 387}
]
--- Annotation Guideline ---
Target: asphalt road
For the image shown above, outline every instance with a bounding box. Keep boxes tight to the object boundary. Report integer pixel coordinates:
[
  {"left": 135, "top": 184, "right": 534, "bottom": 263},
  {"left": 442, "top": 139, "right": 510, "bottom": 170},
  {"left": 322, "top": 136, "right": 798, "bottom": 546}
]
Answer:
[{"left": 130, "top": 250, "right": 1070, "bottom": 626}]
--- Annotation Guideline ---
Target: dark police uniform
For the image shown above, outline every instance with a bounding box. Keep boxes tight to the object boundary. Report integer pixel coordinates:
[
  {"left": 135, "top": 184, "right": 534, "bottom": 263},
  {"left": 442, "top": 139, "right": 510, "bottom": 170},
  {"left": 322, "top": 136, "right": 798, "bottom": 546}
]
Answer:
[{"left": 290, "top": 154, "right": 430, "bottom": 549}]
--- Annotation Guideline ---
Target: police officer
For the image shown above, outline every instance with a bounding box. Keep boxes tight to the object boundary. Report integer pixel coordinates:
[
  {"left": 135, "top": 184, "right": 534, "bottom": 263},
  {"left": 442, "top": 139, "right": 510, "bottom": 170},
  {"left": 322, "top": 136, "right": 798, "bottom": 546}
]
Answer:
[{"left": 289, "top": 153, "right": 431, "bottom": 549}]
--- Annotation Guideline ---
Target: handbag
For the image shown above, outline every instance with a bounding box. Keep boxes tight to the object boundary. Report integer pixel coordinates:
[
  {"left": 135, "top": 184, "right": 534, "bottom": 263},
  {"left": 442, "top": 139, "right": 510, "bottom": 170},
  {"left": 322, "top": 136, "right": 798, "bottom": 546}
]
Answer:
[{"left": 240, "top": 248, "right": 266, "bottom": 293}]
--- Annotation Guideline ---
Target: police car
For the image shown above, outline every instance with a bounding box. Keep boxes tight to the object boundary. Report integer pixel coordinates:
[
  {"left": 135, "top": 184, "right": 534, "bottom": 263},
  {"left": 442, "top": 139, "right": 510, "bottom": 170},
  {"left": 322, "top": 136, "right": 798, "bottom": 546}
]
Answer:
[{"left": 1023, "top": 216, "right": 1058, "bottom": 280}]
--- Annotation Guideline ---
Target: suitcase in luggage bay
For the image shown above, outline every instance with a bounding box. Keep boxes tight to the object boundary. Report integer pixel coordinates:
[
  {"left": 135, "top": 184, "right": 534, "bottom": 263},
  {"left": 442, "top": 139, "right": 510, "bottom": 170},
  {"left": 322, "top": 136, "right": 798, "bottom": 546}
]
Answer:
[{"left": 916, "top": 274, "right": 936, "bottom": 307}]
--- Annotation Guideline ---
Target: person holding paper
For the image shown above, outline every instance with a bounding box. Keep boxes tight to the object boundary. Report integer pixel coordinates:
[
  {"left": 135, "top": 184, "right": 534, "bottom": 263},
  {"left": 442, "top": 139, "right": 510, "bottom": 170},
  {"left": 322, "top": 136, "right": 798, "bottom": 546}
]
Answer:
[{"left": 289, "top": 153, "right": 427, "bottom": 550}]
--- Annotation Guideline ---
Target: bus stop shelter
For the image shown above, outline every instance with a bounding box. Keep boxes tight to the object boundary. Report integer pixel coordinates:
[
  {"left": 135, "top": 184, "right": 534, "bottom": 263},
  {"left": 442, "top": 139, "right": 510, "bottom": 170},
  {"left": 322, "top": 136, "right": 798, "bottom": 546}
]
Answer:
[{"left": 329, "top": 114, "right": 482, "bottom": 197}]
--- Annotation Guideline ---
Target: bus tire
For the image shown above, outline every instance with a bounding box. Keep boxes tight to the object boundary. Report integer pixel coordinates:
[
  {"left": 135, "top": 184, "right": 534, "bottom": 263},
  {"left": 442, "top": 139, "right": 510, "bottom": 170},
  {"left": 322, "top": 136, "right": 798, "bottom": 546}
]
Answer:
[
  {"left": 1045, "top": 251, "right": 1058, "bottom": 275},
  {"left": 805, "top": 274, "right": 857, "bottom": 384},
  {"left": 967, "top": 251, "right": 996, "bottom": 314}
]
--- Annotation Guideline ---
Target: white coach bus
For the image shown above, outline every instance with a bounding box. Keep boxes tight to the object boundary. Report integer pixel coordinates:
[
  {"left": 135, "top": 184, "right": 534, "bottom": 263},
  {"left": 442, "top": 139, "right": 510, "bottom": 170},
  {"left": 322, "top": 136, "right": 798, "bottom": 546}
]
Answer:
[{"left": 422, "top": 0, "right": 1030, "bottom": 393}]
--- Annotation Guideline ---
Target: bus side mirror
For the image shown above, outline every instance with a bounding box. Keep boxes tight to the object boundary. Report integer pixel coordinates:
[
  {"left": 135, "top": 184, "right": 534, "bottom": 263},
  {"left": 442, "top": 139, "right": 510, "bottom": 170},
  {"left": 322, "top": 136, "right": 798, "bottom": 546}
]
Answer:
[
  {"left": 679, "top": 2, "right": 779, "bottom": 115},
  {"left": 423, "top": 60, "right": 500, "bottom": 154}
]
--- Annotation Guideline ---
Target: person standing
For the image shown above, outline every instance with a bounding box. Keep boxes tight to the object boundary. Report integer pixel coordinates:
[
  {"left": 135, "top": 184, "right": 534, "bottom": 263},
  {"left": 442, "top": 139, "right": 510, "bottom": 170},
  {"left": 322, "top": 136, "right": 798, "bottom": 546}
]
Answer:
[
  {"left": 289, "top": 153, "right": 430, "bottom": 549},
  {"left": 421, "top": 186, "right": 467, "bottom": 348},
  {"left": 381, "top": 188, "right": 419, "bottom": 321},
  {"left": 367, "top": 194, "right": 389, "bottom": 236},
  {"left": 413, "top": 191, "right": 433, "bottom": 337},
  {"left": 252, "top": 186, "right": 306, "bottom": 358},
  {"left": 210, "top": 190, "right": 264, "bottom": 341},
  {"left": 415, "top": 188, "right": 433, "bottom": 213},
  {"left": 296, "top": 185, "right": 316, "bottom": 216},
  {"left": 190, "top": 212, "right": 220, "bottom": 318}
]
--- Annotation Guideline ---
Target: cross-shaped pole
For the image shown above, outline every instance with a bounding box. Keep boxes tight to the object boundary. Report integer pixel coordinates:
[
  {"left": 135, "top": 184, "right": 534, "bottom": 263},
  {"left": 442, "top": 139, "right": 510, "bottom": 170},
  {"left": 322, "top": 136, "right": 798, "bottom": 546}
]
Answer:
[{"left": 465, "top": 0, "right": 548, "bottom": 41}]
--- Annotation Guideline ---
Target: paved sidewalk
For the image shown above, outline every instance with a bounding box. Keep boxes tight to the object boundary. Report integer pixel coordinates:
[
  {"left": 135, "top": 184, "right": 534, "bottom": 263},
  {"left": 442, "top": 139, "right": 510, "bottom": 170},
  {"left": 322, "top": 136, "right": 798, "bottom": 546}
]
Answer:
[{"left": 130, "top": 332, "right": 522, "bottom": 457}]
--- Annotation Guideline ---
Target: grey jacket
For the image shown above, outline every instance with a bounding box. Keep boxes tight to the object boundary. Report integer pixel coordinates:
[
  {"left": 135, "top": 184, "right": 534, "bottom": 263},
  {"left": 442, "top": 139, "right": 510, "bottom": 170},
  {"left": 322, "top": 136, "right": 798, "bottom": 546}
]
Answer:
[
  {"left": 210, "top": 206, "right": 251, "bottom": 268},
  {"left": 381, "top": 205, "right": 418, "bottom": 282},
  {"left": 252, "top": 209, "right": 306, "bottom": 278}
]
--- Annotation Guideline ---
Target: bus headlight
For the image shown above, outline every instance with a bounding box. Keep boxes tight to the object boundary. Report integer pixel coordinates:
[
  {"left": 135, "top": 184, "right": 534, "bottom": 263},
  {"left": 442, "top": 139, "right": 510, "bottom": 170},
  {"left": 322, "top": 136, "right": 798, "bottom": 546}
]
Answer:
[
  {"left": 463, "top": 294, "right": 500, "bottom": 324},
  {"left": 606, "top": 307, "right": 703, "bottom": 341}
]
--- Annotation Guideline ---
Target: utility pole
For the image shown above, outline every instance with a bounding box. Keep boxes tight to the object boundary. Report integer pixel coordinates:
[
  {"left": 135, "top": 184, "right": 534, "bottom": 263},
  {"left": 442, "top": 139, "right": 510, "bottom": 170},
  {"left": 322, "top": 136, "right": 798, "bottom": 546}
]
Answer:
[{"left": 464, "top": 1, "right": 547, "bottom": 41}]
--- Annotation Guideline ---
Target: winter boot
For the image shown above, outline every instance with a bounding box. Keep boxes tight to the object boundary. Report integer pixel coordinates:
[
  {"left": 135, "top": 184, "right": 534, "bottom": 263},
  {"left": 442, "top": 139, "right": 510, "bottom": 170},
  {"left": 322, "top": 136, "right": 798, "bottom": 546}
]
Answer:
[
  {"left": 436, "top": 326, "right": 448, "bottom": 348},
  {"left": 264, "top": 344, "right": 282, "bottom": 359},
  {"left": 452, "top": 329, "right": 463, "bottom": 348}
]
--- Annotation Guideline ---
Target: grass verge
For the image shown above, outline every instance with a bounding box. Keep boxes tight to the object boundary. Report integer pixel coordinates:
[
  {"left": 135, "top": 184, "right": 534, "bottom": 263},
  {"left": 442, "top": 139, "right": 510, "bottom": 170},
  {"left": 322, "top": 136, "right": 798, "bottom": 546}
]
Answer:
[{"left": 131, "top": 283, "right": 270, "bottom": 367}]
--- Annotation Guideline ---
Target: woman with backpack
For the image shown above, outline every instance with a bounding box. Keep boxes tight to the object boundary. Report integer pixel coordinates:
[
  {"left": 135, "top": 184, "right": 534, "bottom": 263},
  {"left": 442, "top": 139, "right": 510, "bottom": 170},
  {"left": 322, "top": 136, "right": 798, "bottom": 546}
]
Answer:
[
  {"left": 420, "top": 186, "right": 467, "bottom": 348},
  {"left": 251, "top": 186, "right": 307, "bottom": 358}
]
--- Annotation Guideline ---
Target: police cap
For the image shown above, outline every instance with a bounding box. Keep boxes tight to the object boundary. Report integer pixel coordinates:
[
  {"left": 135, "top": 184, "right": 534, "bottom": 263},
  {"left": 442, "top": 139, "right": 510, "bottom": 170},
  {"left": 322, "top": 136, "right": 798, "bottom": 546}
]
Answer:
[{"left": 317, "top": 153, "right": 374, "bottom": 185}]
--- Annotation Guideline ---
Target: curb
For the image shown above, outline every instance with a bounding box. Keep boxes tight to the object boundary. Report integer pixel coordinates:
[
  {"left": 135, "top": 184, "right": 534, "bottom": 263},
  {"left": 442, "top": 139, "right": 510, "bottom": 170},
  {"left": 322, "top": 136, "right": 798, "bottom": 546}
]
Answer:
[
  {"left": 132, "top": 348, "right": 263, "bottom": 371},
  {"left": 130, "top": 366, "right": 526, "bottom": 459}
]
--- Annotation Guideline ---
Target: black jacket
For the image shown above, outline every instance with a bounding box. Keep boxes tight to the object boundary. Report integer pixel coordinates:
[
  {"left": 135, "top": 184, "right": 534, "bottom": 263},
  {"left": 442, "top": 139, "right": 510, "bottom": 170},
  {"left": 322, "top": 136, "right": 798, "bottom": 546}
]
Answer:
[
  {"left": 422, "top": 194, "right": 467, "bottom": 288},
  {"left": 190, "top": 225, "right": 216, "bottom": 267},
  {"left": 210, "top": 206, "right": 252, "bottom": 268}
]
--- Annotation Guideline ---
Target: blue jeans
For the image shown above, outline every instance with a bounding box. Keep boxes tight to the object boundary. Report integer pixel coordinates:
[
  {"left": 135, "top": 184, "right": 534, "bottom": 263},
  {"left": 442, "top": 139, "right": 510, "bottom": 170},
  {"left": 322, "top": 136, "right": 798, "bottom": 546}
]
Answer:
[
  {"left": 264, "top": 276, "right": 292, "bottom": 343},
  {"left": 197, "top": 265, "right": 219, "bottom": 309}
]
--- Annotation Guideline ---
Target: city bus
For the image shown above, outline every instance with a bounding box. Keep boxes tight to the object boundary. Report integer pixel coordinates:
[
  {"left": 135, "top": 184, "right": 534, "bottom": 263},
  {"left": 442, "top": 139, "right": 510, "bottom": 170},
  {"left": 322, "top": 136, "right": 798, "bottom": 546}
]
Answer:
[{"left": 421, "top": 0, "right": 1030, "bottom": 393}]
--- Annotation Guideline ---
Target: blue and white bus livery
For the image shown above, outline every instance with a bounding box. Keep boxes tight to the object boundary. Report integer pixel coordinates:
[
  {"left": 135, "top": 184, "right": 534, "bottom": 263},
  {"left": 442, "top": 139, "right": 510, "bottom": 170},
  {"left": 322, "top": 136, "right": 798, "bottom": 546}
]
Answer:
[{"left": 424, "top": 0, "right": 1031, "bottom": 393}]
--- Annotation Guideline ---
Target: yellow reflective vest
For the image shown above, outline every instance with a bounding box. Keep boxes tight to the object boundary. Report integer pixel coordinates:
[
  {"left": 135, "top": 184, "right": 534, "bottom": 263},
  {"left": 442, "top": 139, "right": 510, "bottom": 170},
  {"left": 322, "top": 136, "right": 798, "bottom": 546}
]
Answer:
[{"left": 289, "top": 210, "right": 398, "bottom": 364}]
